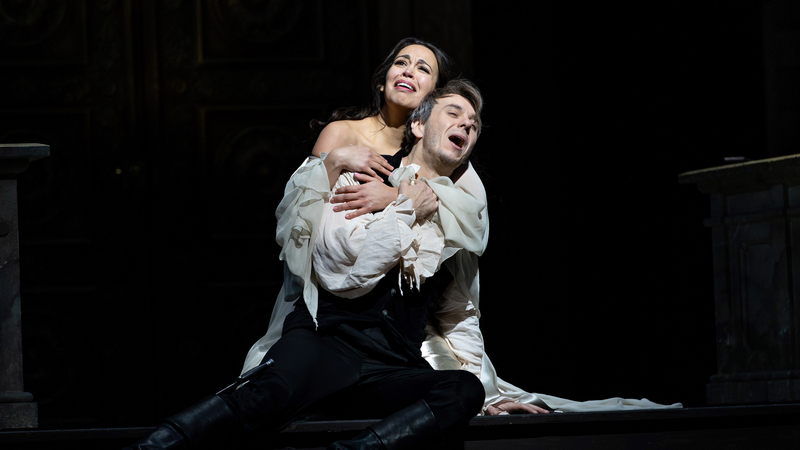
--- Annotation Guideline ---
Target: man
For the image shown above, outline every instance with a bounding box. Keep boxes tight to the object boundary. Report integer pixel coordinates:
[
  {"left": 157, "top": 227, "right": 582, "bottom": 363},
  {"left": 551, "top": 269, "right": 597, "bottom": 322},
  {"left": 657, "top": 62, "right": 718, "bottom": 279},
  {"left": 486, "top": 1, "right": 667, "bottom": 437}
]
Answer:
[{"left": 126, "top": 79, "right": 490, "bottom": 450}]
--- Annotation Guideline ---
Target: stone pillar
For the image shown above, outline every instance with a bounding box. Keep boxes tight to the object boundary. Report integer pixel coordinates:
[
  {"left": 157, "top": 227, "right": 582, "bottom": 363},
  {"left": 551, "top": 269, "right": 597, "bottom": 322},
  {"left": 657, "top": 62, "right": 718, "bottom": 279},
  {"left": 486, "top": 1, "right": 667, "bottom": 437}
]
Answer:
[
  {"left": 0, "top": 143, "right": 49, "bottom": 429},
  {"left": 680, "top": 154, "right": 800, "bottom": 405}
]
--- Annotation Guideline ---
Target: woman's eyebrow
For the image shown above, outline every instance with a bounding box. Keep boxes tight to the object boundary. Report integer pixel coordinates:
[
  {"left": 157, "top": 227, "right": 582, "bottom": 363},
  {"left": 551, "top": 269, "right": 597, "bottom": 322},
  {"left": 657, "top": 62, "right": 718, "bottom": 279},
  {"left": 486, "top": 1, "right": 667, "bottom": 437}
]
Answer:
[{"left": 396, "top": 54, "right": 432, "bottom": 70}]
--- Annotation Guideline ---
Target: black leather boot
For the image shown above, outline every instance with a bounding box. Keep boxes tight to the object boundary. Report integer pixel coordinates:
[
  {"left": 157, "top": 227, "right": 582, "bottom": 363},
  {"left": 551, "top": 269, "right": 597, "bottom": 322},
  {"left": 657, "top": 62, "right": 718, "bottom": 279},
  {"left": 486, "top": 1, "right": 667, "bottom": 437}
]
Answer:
[
  {"left": 124, "top": 395, "right": 239, "bottom": 450},
  {"left": 326, "top": 399, "right": 441, "bottom": 450},
  {"left": 124, "top": 423, "right": 185, "bottom": 450}
]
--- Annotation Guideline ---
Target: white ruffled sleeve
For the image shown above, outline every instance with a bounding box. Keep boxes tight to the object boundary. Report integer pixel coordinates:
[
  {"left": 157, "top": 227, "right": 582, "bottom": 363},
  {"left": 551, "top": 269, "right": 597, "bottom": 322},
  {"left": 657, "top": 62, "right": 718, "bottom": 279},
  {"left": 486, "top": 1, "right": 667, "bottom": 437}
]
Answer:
[
  {"left": 313, "top": 189, "right": 417, "bottom": 298},
  {"left": 426, "top": 280, "right": 484, "bottom": 375},
  {"left": 276, "top": 157, "right": 330, "bottom": 277},
  {"left": 273, "top": 157, "right": 332, "bottom": 322},
  {"left": 313, "top": 167, "right": 444, "bottom": 299},
  {"left": 242, "top": 157, "right": 330, "bottom": 373},
  {"left": 428, "top": 176, "right": 487, "bottom": 260},
  {"left": 445, "top": 161, "right": 489, "bottom": 257}
]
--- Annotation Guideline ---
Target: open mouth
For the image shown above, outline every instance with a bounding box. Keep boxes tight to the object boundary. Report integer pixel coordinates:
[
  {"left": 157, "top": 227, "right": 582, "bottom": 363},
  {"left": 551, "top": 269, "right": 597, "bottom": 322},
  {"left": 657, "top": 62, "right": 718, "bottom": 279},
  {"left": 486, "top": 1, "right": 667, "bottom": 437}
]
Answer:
[
  {"left": 449, "top": 134, "right": 466, "bottom": 149},
  {"left": 395, "top": 81, "right": 415, "bottom": 92}
]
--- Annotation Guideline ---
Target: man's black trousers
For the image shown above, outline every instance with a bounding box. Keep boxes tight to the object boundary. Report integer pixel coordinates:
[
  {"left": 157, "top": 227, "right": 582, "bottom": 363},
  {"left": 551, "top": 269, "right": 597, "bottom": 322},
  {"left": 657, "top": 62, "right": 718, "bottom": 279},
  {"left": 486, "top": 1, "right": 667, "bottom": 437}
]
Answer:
[{"left": 221, "top": 327, "right": 484, "bottom": 434}]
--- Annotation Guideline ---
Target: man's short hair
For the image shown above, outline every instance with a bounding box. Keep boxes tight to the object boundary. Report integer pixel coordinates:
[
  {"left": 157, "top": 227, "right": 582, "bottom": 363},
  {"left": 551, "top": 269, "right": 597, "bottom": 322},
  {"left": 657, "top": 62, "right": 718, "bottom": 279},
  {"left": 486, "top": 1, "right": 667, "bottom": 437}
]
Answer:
[{"left": 402, "top": 78, "right": 484, "bottom": 155}]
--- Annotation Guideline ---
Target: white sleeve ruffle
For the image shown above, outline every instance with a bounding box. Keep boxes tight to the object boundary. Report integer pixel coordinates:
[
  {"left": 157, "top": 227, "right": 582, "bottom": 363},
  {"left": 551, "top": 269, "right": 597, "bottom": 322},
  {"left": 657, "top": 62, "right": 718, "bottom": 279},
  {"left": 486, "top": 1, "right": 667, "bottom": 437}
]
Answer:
[
  {"left": 313, "top": 191, "right": 416, "bottom": 298},
  {"left": 314, "top": 166, "right": 445, "bottom": 298}
]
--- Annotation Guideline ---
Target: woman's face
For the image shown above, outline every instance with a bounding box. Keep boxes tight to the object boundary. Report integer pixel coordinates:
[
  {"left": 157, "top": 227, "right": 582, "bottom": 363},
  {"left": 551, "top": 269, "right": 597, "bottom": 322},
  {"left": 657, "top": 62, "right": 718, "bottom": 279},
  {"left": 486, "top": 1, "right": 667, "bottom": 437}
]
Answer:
[{"left": 383, "top": 44, "right": 439, "bottom": 111}]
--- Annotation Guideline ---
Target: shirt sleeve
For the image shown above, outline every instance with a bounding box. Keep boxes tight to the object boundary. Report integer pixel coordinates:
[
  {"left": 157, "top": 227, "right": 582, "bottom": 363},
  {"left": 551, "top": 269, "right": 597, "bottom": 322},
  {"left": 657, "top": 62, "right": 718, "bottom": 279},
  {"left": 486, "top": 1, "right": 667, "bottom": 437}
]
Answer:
[
  {"left": 312, "top": 172, "right": 419, "bottom": 298},
  {"left": 275, "top": 157, "right": 330, "bottom": 278},
  {"left": 430, "top": 280, "right": 484, "bottom": 375},
  {"left": 426, "top": 281, "right": 532, "bottom": 414}
]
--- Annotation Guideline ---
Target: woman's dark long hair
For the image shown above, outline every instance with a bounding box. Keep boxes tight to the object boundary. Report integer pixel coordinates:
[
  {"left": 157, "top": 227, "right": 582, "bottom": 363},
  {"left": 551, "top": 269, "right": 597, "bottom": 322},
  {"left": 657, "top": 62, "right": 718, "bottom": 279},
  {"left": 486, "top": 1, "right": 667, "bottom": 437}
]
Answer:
[{"left": 310, "top": 37, "right": 455, "bottom": 135}]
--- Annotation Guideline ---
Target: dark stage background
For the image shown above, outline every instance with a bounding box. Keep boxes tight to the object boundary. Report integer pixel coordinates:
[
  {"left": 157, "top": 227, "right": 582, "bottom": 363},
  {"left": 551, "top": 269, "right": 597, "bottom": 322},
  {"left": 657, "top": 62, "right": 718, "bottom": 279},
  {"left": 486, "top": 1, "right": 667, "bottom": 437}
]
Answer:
[{"left": 1, "top": 0, "right": 793, "bottom": 428}]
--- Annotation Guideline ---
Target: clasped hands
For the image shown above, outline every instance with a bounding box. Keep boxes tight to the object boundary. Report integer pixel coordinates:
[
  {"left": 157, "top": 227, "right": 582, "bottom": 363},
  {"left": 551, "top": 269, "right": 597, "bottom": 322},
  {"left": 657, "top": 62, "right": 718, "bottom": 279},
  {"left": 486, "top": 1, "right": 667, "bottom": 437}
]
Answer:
[{"left": 326, "top": 145, "right": 437, "bottom": 221}]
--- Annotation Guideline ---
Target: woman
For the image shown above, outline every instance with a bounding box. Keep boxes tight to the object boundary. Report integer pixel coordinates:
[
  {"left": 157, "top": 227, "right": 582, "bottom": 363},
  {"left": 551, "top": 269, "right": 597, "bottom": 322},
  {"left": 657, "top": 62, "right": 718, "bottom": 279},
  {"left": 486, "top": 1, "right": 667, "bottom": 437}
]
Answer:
[{"left": 241, "top": 35, "right": 498, "bottom": 405}]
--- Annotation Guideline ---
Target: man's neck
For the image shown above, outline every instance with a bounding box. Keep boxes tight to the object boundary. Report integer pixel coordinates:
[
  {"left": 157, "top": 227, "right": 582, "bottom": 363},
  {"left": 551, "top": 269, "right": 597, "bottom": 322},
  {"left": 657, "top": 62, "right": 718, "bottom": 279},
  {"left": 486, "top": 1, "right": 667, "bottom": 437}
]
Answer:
[{"left": 402, "top": 148, "right": 454, "bottom": 180}]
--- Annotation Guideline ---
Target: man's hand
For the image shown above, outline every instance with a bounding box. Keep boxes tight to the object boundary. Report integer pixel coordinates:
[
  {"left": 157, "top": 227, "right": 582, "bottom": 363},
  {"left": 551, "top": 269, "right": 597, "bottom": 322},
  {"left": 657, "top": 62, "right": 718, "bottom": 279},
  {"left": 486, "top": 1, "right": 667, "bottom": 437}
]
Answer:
[
  {"left": 486, "top": 400, "right": 550, "bottom": 415},
  {"left": 332, "top": 175, "right": 399, "bottom": 220},
  {"left": 398, "top": 179, "right": 438, "bottom": 222}
]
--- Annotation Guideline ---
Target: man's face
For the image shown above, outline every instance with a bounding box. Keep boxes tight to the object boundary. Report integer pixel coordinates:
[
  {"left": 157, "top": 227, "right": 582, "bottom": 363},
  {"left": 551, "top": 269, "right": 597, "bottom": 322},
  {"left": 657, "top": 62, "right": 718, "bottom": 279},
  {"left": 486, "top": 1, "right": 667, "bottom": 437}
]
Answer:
[{"left": 412, "top": 95, "right": 478, "bottom": 170}]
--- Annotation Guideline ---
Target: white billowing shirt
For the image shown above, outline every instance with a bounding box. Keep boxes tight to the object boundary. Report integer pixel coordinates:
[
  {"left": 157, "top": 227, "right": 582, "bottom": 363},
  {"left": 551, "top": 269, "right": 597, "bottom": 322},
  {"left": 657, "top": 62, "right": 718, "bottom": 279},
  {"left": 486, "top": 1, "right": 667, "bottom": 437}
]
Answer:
[{"left": 240, "top": 156, "right": 487, "bottom": 374}]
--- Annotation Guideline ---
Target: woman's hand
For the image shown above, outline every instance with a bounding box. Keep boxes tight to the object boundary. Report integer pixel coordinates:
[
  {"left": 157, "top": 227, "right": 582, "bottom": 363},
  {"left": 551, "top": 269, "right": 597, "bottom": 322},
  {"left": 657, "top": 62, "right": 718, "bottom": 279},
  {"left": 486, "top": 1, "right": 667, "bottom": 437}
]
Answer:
[
  {"left": 485, "top": 400, "right": 550, "bottom": 415},
  {"left": 323, "top": 145, "right": 393, "bottom": 189},
  {"left": 332, "top": 174, "right": 399, "bottom": 219},
  {"left": 398, "top": 179, "right": 439, "bottom": 222}
]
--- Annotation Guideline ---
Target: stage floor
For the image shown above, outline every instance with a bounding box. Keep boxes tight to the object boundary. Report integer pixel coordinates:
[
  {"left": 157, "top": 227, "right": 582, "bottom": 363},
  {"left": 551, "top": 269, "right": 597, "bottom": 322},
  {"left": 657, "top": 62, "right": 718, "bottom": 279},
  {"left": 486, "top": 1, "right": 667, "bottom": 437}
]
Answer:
[{"left": 2, "top": 403, "right": 798, "bottom": 449}]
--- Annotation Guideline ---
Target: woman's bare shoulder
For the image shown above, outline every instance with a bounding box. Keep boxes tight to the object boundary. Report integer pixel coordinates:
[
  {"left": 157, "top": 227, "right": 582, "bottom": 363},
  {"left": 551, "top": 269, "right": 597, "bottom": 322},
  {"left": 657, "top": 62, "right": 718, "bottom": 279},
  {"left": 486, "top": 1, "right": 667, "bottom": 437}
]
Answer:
[
  {"left": 312, "top": 119, "right": 372, "bottom": 156},
  {"left": 322, "top": 120, "right": 360, "bottom": 140},
  {"left": 313, "top": 121, "right": 357, "bottom": 156}
]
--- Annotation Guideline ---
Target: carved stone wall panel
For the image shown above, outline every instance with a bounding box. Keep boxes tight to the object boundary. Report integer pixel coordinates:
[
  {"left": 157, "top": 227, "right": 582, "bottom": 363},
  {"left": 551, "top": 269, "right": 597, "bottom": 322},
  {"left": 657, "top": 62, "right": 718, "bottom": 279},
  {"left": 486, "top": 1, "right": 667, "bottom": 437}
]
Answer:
[
  {"left": 727, "top": 186, "right": 785, "bottom": 216},
  {"left": 0, "top": 0, "right": 87, "bottom": 65},
  {"left": 157, "top": 0, "right": 369, "bottom": 115},
  {"left": 790, "top": 217, "right": 800, "bottom": 372},
  {"left": 710, "top": 215, "right": 732, "bottom": 376},
  {"left": 202, "top": 106, "right": 320, "bottom": 232},
  {"left": 0, "top": 0, "right": 132, "bottom": 113},
  {"left": 198, "top": 0, "right": 324, "bottom": 63},
  {"left": 684, "top": 155, "right": 800, "bottom": 405},
  {"left": 154, "top": 0, "right": 371, "bottom": 233},
  {"left": 725, "top": 219, "right": 792, "bottom": 373},
  {"left": 187, "top": 68, "right": 364, "bottom": 106},
  {"left": 83, "top": 1, "right": 138, "bottom": 174}
]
